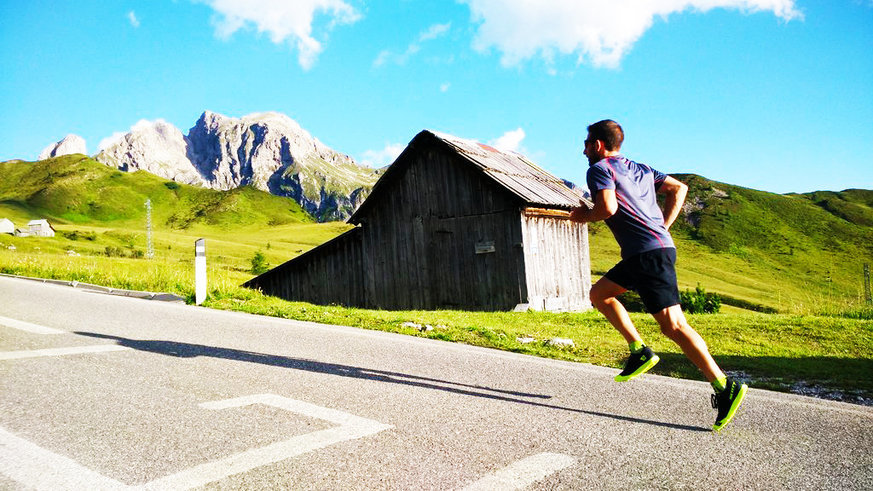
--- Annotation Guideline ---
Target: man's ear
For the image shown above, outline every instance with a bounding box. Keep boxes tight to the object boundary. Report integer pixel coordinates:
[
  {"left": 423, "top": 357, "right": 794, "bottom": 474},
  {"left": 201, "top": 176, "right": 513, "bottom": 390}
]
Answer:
[{"left": 595, "top": 139, "right": 606, "bottom": 155}]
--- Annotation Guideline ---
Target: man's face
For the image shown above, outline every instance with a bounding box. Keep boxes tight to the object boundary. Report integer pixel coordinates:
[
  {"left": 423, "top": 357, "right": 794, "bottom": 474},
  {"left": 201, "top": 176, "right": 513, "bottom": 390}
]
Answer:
[{"left": 583, "top": 134, "right": 599, "bottom": 165}]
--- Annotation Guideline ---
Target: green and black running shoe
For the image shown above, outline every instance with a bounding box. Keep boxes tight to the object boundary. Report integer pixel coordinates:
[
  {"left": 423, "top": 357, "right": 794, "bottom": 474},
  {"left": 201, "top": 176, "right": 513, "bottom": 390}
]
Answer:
[
  {"left": 711, "top": 378, "right": 748, "bottom": 432},
  {"left": 614, "top": 346, "right": 660, "bottom": 382}
]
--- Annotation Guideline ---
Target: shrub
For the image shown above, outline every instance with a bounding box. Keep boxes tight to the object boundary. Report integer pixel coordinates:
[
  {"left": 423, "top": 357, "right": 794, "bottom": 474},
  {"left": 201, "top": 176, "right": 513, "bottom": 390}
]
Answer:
[
  {"left": 680, "top": 284, "right": 721, "bottom": 314},
  {"left": 62, "top": 230, "right": 97, "bottom": 241},
  {"left": 104, "top": 246, "right": 125, "bottom": 257},
  {"left": 616, "top": 291, "right": 646, "bottom": 313},
  {"left": 250, "top": 251, "right": 269, "bottom": 275},
  {"left": 164, "top": 181, "right": 180, "bottom": 190}
]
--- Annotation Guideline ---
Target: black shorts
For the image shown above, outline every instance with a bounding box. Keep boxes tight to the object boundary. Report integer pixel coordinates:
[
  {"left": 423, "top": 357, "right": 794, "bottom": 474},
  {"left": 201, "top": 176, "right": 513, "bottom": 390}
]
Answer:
[{"left": 604, "top": 248, "right": 680, "bottom": 313}]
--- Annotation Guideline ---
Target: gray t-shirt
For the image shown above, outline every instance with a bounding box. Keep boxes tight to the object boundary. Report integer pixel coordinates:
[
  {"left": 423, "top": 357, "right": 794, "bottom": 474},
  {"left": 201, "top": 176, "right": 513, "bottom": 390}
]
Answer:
[{"left": 586, "top": 155, "right": 675, "bottom": 258}]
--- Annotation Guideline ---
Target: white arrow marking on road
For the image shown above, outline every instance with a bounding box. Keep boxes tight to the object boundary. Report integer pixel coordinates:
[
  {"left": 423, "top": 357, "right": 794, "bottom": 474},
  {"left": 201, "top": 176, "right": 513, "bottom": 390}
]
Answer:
[
  {"left": 0, "top": 395, "right": 393, "bottom": 490},
  {"left": 460, "top": 452, "right": 578, "bottom": 491},
  {"left": 0, "top": 315, "right": 65, "bottom": 334},
  {"left": 0, "top": 345, "right": 131, "bottom": 360},
  {"left": 144, "top": 394, "right": 393, "bottom": 490}
]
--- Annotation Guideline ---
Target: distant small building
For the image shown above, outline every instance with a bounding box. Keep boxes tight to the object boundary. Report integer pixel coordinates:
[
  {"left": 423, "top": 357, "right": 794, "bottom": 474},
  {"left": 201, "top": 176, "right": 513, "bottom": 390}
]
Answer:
[
  {"left": 25, "top": 219, "right": 55, "bottom": 237},
  {"left": 245, "top": 129, "right": 594, "bottom": 312},
  {"left": 0, "top": 218, "right": 13, "bottom": 235}
]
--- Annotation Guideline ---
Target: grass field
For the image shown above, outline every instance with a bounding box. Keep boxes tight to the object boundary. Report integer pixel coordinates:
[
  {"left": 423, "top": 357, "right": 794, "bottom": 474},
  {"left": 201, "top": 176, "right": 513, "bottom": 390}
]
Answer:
[
  {"left": 2, "top": 156, "right": 871, "bottom": 404},
  {"left": 2, "top": 221, "right": 871, "bottom": 405}
]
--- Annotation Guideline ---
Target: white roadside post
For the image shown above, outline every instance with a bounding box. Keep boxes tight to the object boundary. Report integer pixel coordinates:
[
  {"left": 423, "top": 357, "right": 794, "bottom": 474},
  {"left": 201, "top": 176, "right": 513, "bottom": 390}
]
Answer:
[{"left": 195, "top": 238, "right": 206, "bottom": 305}]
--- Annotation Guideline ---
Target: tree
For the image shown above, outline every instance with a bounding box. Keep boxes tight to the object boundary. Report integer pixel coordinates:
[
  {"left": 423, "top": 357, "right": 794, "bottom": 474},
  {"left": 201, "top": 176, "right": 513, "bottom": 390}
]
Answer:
[{"left": 250, "top": 251, "right": 269, "bottom": 275}]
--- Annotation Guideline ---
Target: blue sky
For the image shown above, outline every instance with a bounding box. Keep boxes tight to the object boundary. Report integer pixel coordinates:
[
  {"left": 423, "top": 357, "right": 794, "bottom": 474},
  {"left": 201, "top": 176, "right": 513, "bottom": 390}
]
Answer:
[{"left": 1, "top": 0, "right": 871, "bottom": 194}]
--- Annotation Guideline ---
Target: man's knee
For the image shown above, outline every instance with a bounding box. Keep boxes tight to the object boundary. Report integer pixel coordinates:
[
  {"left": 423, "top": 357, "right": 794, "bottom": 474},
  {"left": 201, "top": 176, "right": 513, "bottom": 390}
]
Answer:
[
  {"left": 654, "top": 305, "right": 687, "bottom": 337},
  {"left": 589, "top": 286, "right": 607, "bottom": 306},
  {"left": 659, "top": 318, "right": 684, "bottom": 337},
  {"left": 590, "top": 288, "right": 619, "bottom": 312},
  {"left": 590, "top": 279, "right": 624, "bottom": 308}
]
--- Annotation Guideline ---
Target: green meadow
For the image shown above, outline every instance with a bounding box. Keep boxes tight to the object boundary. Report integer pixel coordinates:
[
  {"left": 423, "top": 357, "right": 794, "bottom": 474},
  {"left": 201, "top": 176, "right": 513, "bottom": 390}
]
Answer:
[{"left": 1, "top": 156, "right": 871, "bottom": 404}]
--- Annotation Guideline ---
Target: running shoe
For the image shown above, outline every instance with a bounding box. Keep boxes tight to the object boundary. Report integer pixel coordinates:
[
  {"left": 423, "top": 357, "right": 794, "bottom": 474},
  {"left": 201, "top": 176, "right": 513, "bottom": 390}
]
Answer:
[
  {"left": 614, "top": 346, "right": 660, "bottom": 382},
  {"left": 711, "top": 378, "right": 748, "bottom": 431}
]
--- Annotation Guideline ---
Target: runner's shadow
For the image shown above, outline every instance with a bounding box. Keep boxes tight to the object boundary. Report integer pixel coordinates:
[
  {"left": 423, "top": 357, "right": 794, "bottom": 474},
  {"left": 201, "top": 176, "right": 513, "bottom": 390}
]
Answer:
[{"left": 75, "top": 331, "right": 709, "bottom": 433}]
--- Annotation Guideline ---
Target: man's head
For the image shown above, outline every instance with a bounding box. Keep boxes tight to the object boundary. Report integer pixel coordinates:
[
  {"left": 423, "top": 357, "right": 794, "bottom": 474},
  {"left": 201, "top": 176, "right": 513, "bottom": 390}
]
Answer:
[{"left": 584, "top": 119, "right": 623, "bottom": 165}]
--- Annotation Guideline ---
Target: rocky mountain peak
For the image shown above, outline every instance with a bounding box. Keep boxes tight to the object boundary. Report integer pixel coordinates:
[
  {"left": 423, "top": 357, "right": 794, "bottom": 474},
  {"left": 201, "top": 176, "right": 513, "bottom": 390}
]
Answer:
[
  {"left": 96, "top": 119, "right": 204, "bottom": 186},
  {"left": 38, "top": 134, "right": 87, "bottom": 160},
  {"left": 195, "top": 110, "right": 227, "bottom": 131},
  {"left": 95, "top": 111, "right": 380, "bottom": 221}
]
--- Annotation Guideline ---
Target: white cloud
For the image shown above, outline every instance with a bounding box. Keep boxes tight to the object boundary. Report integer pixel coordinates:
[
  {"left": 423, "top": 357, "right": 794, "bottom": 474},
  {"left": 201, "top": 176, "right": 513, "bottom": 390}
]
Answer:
[
  {"left": 490, "top": 128, "right": 526, "bottom": 153},
  {"left": 440, "top": 82, "right": 451, "bottom": 93},
  {"left": 462, "top": 0, "right": 802, "bottom": 68},
  {"left": 360, "top": 143, "right": 405, "bottom": 167},
  {"left": 200, "top": 0, "right": 360, "bottom": 70},
  {"left": 127, "top": 11, "right": 140, "bottom": 28},
  {"left": 373, "top": 22, "right": 451, "bottom": 67},
  {"left": 418, "top": 22, "right": 451, "bottom": 42}
]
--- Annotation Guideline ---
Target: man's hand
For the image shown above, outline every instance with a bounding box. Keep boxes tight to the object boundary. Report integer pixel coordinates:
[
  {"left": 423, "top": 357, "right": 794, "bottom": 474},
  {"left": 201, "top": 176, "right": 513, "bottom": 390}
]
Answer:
[{"left": 569, "top": 202, "right": 589, "bottom": 223}]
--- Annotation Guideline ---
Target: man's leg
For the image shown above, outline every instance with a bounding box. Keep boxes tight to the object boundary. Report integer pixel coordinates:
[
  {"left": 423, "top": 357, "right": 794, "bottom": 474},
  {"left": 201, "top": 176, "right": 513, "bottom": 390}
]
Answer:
[
  {"left": 651, "top": 304, "right": 724, "bottom": 382},
  {"left": 653, "top": 305, "right": 749, "bottom": 431},
  {"left": 591, "top": 277, "right": 659, "bottom": 381},
  {"left": 589, "top": 277, "right": 641, "bottom": 344}
]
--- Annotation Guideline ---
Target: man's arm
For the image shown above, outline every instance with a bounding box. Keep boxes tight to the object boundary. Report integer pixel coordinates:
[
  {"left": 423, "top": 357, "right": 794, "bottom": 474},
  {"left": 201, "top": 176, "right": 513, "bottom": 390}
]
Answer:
[
  {"left": 570, "top": 189, "right": 617, "bottom": 223},
  {"left": 657, "top": 176, "right": 687, "bottom": 229}
]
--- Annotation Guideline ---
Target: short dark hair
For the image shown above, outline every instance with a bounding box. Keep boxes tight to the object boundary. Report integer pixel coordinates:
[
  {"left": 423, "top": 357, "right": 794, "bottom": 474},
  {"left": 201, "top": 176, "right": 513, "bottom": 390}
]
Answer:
[{"left": 587, "top": 120, "right": 624, "bottom": 151}]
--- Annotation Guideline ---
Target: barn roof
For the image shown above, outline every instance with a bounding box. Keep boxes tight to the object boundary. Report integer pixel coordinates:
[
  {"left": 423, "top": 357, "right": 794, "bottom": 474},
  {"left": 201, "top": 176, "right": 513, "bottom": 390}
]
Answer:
[{"left": 349, "top": 130, "right": 588, "bottom": 223}]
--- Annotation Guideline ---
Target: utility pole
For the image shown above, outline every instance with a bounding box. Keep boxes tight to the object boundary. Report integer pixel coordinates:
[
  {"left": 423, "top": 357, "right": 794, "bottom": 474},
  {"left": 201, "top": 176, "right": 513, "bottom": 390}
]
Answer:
[{"left": 145, "top": 199, "right": 154, "bottom": 259}]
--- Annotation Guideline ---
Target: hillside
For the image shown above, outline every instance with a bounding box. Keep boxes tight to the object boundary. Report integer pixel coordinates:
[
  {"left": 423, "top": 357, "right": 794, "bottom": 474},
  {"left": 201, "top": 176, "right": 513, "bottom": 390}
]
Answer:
[
  {"left": 792, "top": 189, "right": 873, "bottom": 227},
  {"left": 0, "top": 154, "right": 312, "bottom": 230},
  {"left": 2, "top": 157, "right": 870, "bottom": 314},
  {"left": 590, "top": 174, "right": 873, "bottom": 313},
  {"left": 672, "top": 175, "right": 873, "bottom": 254}
]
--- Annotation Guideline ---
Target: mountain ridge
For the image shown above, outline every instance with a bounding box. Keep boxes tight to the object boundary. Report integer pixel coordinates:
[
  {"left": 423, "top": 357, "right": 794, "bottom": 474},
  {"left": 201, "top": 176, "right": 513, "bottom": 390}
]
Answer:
[
  {"left": 93, "top": 111, "right": 381, "bottom": 222},
  {"left": 0, "top": 154, "right": 312, "bottom": 230}
]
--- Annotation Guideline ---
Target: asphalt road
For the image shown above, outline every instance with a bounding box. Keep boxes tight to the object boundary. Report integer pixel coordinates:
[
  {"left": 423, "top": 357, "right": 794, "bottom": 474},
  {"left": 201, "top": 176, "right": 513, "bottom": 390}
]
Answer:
[{"left": 1, "top": 275, "right": 871, "bottom": 489}]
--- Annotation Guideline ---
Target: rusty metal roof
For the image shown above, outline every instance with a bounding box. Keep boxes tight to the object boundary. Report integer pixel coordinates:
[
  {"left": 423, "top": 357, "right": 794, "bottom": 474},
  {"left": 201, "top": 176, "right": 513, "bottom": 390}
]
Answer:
[
  {"left": 349, "top": 130, "right": 589, "bottom": 224},
  {"left": 427, "top": 130, "right": 588, "bottom": 208}
]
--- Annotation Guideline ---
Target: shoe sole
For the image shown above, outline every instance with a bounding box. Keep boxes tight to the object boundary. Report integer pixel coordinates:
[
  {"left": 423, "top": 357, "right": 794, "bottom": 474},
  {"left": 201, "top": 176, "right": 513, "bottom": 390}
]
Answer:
[
  {"left": 713, "top": 384, "right": 748, "bottom": 432},
  {"left": 614, "top": 354, "right": 660, "bottom": 382}
]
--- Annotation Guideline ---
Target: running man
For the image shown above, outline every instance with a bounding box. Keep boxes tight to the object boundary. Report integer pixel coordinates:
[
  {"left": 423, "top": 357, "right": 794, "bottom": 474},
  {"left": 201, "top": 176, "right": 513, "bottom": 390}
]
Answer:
[{"left": 570, "top": 119, "right": 747, "bottom": 431}]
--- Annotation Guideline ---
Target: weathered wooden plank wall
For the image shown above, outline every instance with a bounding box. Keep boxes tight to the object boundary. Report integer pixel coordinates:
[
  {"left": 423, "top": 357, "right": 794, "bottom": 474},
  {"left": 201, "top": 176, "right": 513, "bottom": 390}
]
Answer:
[
  {"left": 247, "top": 227, "right": 365, "bottom": 306},
  {"left": 424, "top": 211, "right": 525, "bottom": 310},
  {"left": 520, "top": 212, "right": 591, "bottom": 311},
  {"left": 357, "top": 144, "right": 526, "bottom": 310}
]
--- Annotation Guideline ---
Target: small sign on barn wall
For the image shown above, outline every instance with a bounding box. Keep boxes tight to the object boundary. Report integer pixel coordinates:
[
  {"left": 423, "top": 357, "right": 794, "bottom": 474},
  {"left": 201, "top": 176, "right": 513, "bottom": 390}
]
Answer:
[{"left": 476, "top": 241, "right": 496, "bottom": 254}]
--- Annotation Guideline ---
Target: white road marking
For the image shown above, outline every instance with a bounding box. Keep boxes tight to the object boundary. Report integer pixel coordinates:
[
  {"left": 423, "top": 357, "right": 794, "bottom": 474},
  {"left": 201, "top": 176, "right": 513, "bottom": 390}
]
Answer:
[
  {"left": 144, "top": 394, "right": 393, "bottom": 490},
  {"left": 0, "top": 426, "right": 128, "bottom": 490},
  {"left": 0, "top": 315, "right": 65, "bottom": 334},
  {"left": 200, "top": 393, "right": 385, "bottom": 426},
  {"left": 0, "top": 345, "right": 131, "bottom": 360},
  {"left": 460, "top": 452, "right": 577, "bottom": 491},
  {"left": 0, "top": 395, "right": 393, "bottom": 490}
]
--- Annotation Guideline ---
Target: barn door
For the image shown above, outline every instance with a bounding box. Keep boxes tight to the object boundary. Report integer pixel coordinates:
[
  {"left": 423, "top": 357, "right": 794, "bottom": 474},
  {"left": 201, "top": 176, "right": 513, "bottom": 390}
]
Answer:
[
  {"left": 427, "top": 221, "right": 462, "bottom": 308},
  {"left": 425, "top": 214, "right": 522, "bottom": 310}
]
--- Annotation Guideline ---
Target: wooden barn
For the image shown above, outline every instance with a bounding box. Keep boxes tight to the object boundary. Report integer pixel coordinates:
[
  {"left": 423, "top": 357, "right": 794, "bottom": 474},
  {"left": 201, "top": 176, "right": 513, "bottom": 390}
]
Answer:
[
  {"left": 16, "top": 219, "right": 56, "bottom": 237},
  {"left": 244, "top": 130, "right": 594, "bottom": 312}
]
